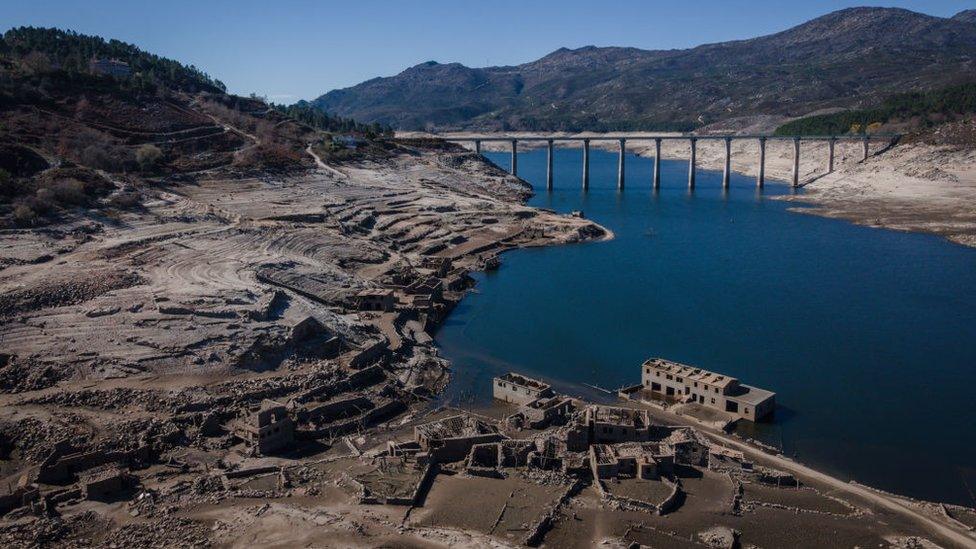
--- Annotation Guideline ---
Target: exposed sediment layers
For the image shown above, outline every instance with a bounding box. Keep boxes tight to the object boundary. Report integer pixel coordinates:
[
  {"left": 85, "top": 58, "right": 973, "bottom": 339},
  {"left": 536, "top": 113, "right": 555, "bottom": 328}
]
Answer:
[
  {"left": 410, "top": 131, "right": 976, "bottom": 248},
  {"left": 0, "top": 143, "right": 609, "bottom": 543}
]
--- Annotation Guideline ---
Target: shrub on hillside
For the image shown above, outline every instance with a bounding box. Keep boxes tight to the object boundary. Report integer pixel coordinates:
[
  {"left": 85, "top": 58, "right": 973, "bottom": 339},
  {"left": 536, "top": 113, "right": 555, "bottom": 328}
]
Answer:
[
  {"left": 12, "top": 204, "right": 36, "bottom": 226},
  {"left": 1, "top": 167, "right": 121, "bottom": 227},
  {"left": 135, "top": 144, "right": 162, "bottom": 172},
  {"left": 233, "top": 143, "right": 305, "bottom": 171},
  {"left": 78, "top": 142, "right": 131, "bottom": 172}
]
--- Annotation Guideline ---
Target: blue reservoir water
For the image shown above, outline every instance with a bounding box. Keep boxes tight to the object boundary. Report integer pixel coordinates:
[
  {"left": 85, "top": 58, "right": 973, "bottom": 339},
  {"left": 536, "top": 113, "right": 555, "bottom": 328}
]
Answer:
[{"left": 434, "top": 147, "right": 976, "bottom": 506}]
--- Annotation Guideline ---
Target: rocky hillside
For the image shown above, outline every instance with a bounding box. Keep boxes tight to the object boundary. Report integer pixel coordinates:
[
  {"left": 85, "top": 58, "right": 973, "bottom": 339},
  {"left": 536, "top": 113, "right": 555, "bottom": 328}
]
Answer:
[
  {"left": 312, "top": 7, "right": 976, "bottom": 131},
  {"left": 0, "top": 28, "right": 337, "bottom": 228}
]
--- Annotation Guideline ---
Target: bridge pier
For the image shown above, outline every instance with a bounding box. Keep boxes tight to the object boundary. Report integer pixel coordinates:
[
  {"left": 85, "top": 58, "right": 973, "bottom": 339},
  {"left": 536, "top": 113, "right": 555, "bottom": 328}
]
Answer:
[
  {"left": 546, "top": 139, "right": 554, "bottom": 191},
  {"left": 510, "top": 139, "right": 518, "bottom": 176},
  {"left": 722, "top": 137, "right": 732, "bottom": 189},
  {"left": 791, "top": 137, "right": 801, "bottom": 187},
  {"left": 653, "top": 138, "right": 662, "bottom": 190},
  {"left": 474, "top": 140, "right": 481, "bottom": 155},
  {"left": 862, "top": 136, "right": 870, "bottom": 161},
  {"left": 582, "top": 139, "right": 590, "bottom": 190},
  {"left": 688, "top": 138, "right": 697, "bottom": 189},
  {"left": 757, "top": 137, "right": 766, "bottom": 188},
  {"left": 828, "top": 137, "right": 836, "bottom": 172},
  {"left": 617, "top": 139, "right": 626, "bottom": 189}
]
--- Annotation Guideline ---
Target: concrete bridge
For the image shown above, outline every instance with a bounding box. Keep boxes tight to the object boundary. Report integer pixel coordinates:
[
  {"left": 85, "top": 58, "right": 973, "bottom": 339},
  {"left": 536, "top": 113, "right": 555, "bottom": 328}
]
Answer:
[{"left": 439, "top": 134, "right": 900, "bottom": 190}]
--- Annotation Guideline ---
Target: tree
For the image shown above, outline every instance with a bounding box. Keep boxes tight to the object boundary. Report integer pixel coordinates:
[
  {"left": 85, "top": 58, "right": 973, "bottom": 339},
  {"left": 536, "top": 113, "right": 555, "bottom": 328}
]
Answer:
[
  {"left": 13, "top": 204, "right": 36, "bottom": 226},
  {"left": 20, "top": 51, "right": 51, "bottom": 75},
  {"left": 136, "top": 144, "right": 163, "bottom": 172}
]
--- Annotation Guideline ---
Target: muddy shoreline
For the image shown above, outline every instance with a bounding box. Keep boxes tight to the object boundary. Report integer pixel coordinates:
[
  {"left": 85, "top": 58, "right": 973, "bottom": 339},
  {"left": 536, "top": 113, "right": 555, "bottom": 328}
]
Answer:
[
  {"left": 409, "top": 131, "right": 976, "bottom": 249},
  {"left": 1, "top": 142, "right": 973, "bottom": 547}
]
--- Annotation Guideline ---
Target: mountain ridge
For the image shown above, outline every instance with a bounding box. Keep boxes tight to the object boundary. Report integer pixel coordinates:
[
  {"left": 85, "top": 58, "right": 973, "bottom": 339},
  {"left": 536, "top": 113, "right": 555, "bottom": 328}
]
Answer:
[{"left": 311, "top": 7, "right": 976, "bottom": 131}]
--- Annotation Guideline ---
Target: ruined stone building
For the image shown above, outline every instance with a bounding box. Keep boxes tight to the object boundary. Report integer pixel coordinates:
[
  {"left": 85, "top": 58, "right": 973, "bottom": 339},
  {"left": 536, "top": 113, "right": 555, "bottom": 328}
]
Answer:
[
  {"left": 509, "top": 396, "right": 576, "bottom": 429},
  {"left": 640, "top": 358, "right": 776, "bottom": 421},
  {"left": 80, "top": 467, "right": 133, "bottom": 501},
  {"left": 590, "top": 442, "right": 675, "bottom": 481},
  {"left": 493, "top": 372, "right": 555, "bottom": 405},
  {"left": 405, "top": 277, "right": 444, "bottom": 301},
  {"left": 414, "top": 415, "right": 504, "bottom": 463},
  {"left": 585, "top": 405, "right": 655, "bottom": 444},
  {"left": 232, "top": 400, "right": 295, "bottom": 455},
  {"left": 707, "top": 446, "right": 754, "bottom": 472},
  {"left": 465, "top": 439, "right": 535, "bottom": 475},
  {"left": 354, "top": 288, "right": 397, "bottom": 312},
  {"left": 419, "top": 256, "right": 453, "bottom": 277}
]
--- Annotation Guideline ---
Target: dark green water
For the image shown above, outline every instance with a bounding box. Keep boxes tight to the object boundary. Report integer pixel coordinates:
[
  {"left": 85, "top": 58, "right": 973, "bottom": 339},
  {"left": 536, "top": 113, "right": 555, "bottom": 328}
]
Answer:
[{"left": 434, "top": 147, "right": 976, "bottom": 506}]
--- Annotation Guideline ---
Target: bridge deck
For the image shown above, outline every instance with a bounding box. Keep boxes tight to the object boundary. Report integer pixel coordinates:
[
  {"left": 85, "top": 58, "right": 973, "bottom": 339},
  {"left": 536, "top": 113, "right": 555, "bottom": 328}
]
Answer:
[{"left": 439, "top": 134, "right": 897, "bottom": 142}]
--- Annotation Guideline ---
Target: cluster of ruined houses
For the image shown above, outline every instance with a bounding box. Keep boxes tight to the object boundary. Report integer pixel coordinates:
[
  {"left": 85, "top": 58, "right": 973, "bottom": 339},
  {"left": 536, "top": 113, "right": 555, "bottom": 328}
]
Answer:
[
  {"left": 2, "top": 359, "right": 773, "bottom": 517},
  {"left": 383, "top": 364, "right": 767, "bottom": 486},
  {"left": 475, "top": 360, "right": 776, "bottom": 481},
  {"left": 0, "top": 365, "right": 395, "bottom": 516},
  {"left": 1, "top": 439, "right": 144, "bottom": 516},
  {"left": 227, "top": 365, "right": 401, "bottom": 456},
  {"left": 494, "top": 373, "right": 750, "bottom": 479},
  {"left": 352, "top": 256, "right": 471, "bottom": 322}
]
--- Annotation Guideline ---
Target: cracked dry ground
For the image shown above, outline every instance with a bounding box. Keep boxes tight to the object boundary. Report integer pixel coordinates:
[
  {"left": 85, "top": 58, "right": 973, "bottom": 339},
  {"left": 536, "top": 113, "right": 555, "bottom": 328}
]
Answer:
[{"left": 0, "top": 147, "right": 604, "bottom": 547}]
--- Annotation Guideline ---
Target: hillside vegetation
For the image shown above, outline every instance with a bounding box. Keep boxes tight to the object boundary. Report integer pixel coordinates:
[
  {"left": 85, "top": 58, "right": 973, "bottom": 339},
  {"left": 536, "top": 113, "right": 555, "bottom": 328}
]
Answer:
[
  {"left": 0, "top": 27, "right": 377, "bottom": 229},
  {"left": 273, "top": 101, "right": 391, "bottom": 138},
  {"left": 774, "top": 83, "right": 976, "bottom": 136},
  {"left": 0, "top": 27, "right": 225, "bottom": 93},
  {"left": 311, "top": 7, "right": 976, "bottom": 132}
]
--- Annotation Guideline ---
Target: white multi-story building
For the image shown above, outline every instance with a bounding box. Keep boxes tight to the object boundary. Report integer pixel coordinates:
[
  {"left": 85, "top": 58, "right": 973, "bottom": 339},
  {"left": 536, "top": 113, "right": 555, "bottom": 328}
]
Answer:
[{"left": 640, "top": 358, "right": 775, "bottom": 422}]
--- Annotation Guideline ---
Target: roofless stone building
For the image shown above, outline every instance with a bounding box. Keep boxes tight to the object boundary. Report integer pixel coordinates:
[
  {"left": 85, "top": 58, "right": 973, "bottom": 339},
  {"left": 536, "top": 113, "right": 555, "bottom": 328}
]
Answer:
[{"left": 640, "top": 358, "right": 776, "bottom": 421}]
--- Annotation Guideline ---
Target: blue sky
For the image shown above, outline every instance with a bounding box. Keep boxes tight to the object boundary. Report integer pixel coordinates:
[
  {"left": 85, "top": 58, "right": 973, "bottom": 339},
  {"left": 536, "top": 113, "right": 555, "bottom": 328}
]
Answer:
[{"left": 5, "top": 1, "right": 973, "bottom": 101}]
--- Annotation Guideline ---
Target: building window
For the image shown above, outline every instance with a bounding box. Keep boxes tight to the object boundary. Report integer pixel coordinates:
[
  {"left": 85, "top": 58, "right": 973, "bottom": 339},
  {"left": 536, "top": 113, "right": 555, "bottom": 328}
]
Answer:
[
  {"left": 666, "top": 374, "right": 673, "bottom": 380},
  {"left": 693, "top": 382, "right": 698, "bottom": 387},
  {"left": 676, "top": 377, "right": 683, "bottom": 383},
  {"left": 656, "top": 372, "right": 661, "bottom": 377},
  {"left": 710, "top": 398, "right": 715, "bottom": 404},
  {"left": 714, "top": 388, "right": 719, "bottom": 394}
]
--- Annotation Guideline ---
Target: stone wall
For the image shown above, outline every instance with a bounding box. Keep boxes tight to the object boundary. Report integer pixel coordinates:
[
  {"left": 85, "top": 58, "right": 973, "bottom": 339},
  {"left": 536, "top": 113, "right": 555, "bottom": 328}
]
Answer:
[
  {"left": 524, "top": 478, "right": 587, "bottom": 547},
  {"left": 429, "top": 433, "right": 506, "bottom": 464},
  {"left": 37, "top": 445, "right": 152, "bottom": 484}
]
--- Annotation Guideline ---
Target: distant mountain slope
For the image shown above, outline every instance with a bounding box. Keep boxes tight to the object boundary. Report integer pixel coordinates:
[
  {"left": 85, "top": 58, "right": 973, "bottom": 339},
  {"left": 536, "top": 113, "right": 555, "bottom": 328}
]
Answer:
[
  {"left": 311, "top": 7, "right": 976, "bottom": 131},
  {"left": 953, "top": 9, "right": 976, "bottom": 24}
]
